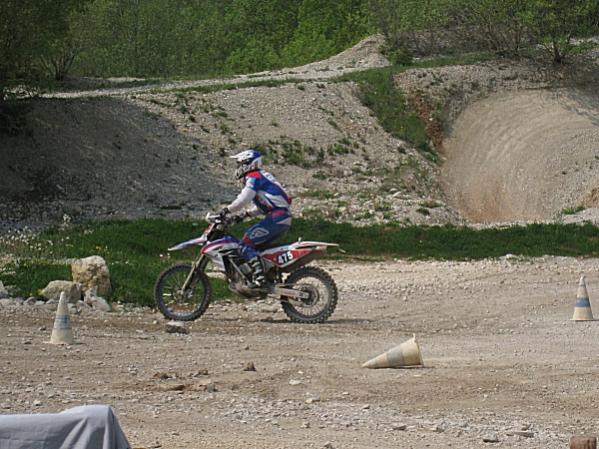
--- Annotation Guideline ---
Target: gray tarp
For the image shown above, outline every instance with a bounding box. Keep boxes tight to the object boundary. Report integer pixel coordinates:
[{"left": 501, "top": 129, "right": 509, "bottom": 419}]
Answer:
[{"left": 0, "top": 405, "right": 131, "bottom": 449}]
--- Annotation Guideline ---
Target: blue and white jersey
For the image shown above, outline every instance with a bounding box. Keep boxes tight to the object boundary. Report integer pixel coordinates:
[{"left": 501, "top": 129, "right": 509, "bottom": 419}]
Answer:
[
  {"left": 226, "top": 169, "right": 292, "bottom": 216},
  {"left": 244, "top": 170, "right": 292, "bottom": 214}
]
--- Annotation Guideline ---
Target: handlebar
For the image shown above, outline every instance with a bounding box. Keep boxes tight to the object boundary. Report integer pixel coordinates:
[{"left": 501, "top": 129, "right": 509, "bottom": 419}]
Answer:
[{"left": 205, "top": 212, "right": 246, "bottom": 225}]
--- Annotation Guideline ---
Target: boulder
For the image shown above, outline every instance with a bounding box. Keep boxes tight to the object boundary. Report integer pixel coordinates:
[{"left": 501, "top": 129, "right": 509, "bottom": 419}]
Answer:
[
  {"left": 71, "top": 256, "right": 111, "bottom": 297},
  {"left": 83, "top": 288, "right": 111, "bottom": 312},
  {"left": 42, "top": 281, "right": 82, "bottom": 303},
  {"left": 0, "top": 298, "right": 17, "bottom": 308},
  {"left": 165, "top": 321, "right": 189, "bottom": 334}
]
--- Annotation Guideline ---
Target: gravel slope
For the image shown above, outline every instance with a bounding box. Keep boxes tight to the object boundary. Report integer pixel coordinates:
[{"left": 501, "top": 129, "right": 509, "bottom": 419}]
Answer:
[{"left": 1, "top": 34, "right": 463, "bottom": 228}]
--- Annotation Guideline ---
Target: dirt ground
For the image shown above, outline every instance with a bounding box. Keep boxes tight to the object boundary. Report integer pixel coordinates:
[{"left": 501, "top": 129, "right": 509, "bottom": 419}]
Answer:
[{"left": 2, "top": 257, "right": 599, "bottom": 448}]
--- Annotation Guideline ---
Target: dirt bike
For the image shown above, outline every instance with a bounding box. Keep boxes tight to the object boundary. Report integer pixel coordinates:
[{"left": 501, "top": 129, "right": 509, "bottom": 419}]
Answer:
[{"left": 154, "top": 213, "right": 340, "bottom": 323}]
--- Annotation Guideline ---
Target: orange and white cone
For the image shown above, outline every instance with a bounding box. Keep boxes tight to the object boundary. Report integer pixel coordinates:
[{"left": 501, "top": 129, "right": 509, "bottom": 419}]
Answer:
[
  {"left": 572, "top": 275, "right": 594, "bottom": 321},
  {"left": 49, "top": 292, "right": 75, "bottom": 344},
  {"left": 362, "top": 334, "right": 424, "bottom": 369}
]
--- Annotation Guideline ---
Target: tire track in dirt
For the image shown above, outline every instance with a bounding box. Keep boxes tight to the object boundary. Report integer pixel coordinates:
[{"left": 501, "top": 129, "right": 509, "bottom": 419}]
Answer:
[{"left": 442, "top": 88, "right": 599, "bottom": 223}]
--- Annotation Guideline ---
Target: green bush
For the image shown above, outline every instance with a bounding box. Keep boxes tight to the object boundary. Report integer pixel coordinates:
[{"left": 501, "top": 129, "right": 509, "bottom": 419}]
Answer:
[{"left": 344, "top": 67, "right": 431, "bottom": 155}]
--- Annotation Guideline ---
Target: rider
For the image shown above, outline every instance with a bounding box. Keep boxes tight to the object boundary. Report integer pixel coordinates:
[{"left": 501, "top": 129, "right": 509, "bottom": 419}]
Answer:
[{"left": 218, "top": 149, "right": 292, "bottom": 288}]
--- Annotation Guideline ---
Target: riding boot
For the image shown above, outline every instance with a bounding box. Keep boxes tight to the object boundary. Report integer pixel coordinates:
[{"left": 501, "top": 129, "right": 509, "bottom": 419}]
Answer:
[{"left": 248, "top": 256, "right": 266, "bottom": 288}]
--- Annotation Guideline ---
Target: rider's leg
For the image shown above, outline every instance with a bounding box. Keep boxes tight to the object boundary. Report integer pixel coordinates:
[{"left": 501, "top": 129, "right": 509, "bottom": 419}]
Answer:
[{"left": 240, "top": 212, "right": 291, "bottom": 287}]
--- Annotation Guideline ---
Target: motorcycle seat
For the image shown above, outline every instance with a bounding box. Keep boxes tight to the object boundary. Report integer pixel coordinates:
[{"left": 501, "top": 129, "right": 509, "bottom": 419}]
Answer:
[{"left": 256, "top": 240, "right": 290, "bottom": 251}]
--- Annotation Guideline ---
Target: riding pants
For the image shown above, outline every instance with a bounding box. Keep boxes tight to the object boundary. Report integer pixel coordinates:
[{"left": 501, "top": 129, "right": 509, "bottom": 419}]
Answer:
[{"left": 240, "top": 209, "right": 291, "bottom": 260}]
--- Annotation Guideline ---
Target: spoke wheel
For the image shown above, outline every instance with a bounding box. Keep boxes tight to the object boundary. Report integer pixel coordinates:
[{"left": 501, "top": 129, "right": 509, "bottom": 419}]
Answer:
[
  {"left": 154, "top": 264, "right": 211, "bottom": 321},
  {"left": 281, "top": 266, "right": 338, "bottom": 324}
]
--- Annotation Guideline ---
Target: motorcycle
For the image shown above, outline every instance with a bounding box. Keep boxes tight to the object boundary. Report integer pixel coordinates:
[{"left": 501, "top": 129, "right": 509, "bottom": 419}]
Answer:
[{"left": 154, "top": 213, "right": 340, "bottom": 323}]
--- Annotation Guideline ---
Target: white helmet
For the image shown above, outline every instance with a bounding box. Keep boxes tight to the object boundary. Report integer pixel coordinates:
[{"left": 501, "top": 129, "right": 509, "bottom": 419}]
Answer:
[{"left": 230, "top": 149, "right": 262, "bottom": 179}]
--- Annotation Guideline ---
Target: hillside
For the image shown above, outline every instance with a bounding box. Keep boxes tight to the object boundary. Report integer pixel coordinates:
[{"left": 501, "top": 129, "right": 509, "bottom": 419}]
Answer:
[
  {"left": 2, "top": 36, "right": 599, "bottom": 228},
  {"left": 0, "top": 36, "right": 461, "bottom": 229}
]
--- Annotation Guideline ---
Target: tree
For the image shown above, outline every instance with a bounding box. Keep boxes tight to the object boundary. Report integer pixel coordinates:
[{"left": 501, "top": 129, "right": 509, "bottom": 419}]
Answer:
[
  {"left": 367, "top": 0, "right": 453, "bottom": 56},
  {"left": 0, "top": 0, "right": 87, "bottom": 96},
  {"left": 519, "top": 0, "right": 599, "bottom": 63},
  {"left": 446, "top": 0, "right": 530, "bottom": 56},
  {"left": 370, "top": 0, "right": 599, "bottom": 63},
  {"left": 0, "top": 0, "right": 87, "bottom": 134},
  {"left": 283, "top": 0, "right": 372, "bottom": 65}
]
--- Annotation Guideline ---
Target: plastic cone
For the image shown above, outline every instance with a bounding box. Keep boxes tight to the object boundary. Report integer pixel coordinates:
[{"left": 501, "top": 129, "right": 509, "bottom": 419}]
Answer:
[
  {"left": 572, "top": 276, "right": 594, "bottom": 321},
  {"left": 362, "top": 334, "right": 424, "bottom": 369},
  {"left": 49, "top": 292, "right": 75, "bottom": 345}
]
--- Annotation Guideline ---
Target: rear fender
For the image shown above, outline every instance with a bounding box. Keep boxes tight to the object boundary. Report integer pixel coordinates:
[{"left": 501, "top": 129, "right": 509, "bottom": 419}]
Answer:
[
  {"left": 260, "top": 240, "right": 338, "bottom": 270},
  {"left": 281, "top": 249, "right": 326, "bottom": 273}
]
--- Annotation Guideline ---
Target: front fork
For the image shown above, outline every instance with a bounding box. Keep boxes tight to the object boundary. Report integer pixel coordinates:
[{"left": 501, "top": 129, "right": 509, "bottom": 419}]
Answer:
[{"left": 182, "top": 255, "right": 207, "bottom": 291}]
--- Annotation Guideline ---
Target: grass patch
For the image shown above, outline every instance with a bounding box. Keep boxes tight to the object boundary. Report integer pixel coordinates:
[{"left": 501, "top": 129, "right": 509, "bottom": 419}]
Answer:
[
  {"left": 340, "top": 66, "right": 432, "bottom": 156},
  {"left": 0, "top": 261, "right": 71, "bottom": 298},
  {"left": 296, "top": 190, "right": 336, "bottom": 200},
  {"left": 0, "top": 219, "right": 230, "bottom": 306},
  {"left": 561, "top": 205, "right": 585, "bottom": 215},
  {"left": 3, "top": 218, "right": 599, "bottom": 306},
  {"left": 253, "top": 139, "right": 324, "bottom": 168},
  {"left": 334, "top": 52, "right": 495, "bottom": 157}
]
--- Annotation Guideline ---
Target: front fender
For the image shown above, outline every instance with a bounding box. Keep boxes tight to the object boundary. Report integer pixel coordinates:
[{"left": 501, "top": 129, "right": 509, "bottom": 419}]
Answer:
[{"left": 168, "top": 236, "right": 207, "bottom": 252}]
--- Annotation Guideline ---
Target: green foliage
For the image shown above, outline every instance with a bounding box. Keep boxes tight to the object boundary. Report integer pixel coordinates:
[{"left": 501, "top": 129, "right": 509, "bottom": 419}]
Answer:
[
  {"left": 4, "top": 0, "right": 599, "bottom": 89},
  {"left": 287, "top": 220, "right": 599, "bottom": 260},
  {"left": 0, "top": 0, "right": 88, "bottom": 132},
  {"left": 333, "top": 53, "right": 499, "bottom": 152},
  {"left": 517, "top": 0, "right": 599, "bottom": 63},
  {"left": 226, "top": 39, "right": 280, "bottom": 73},
  {"left": 282, "top": 0, "right": 372, "bottom": 66},
  {"left": 382, "top": 45, "right": 413, "bottom": 65},
  {"left": 251, "top": 139, "right": 325, "bottom": 168},
  {"left": 0, "top": 219, "right": 232, "bottom": 305},
  {"left": 368, "top": 0, "right": 453, "bottom": 54},
  {"left": 371, "top": 0, "right": 599, "bottom": 63},
  {"left": 0, "top": 0, "right": 89, "bottom": 88},
  {"left": 561, "top": 205, "right": 585, "bottom": 215},
  {"left": 344, "top": 67, "right": 431, "bottom": 155},
  {"left": 5, "top": 219, "right": 599, "bottom": 305},
  {"left": 1, "top": 261, "right": 71, "bottom": 298},
  {"left": 70, "top": 0, "right": 373, "bottom": 78}
]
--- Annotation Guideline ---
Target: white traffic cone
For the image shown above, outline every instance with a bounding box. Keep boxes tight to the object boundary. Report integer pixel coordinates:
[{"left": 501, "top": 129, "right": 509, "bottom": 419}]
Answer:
[
  {"left": 362, "top": 334, "right": 424, "bottom": 369},
  {"left": 572, "top": 275, "right": 594, "bottom": 321},
  {"left": 49, "top": 292, "right": 75, "bottom": 344}
]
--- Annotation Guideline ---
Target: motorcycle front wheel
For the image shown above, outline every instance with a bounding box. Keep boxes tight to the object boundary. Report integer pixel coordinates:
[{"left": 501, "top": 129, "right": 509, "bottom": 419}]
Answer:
[
  {"left": 154, "top": 264, "right": 211, "bottom": 321},
  {"left": 281, "top": 266, "right": 338, "bottom": 324}
]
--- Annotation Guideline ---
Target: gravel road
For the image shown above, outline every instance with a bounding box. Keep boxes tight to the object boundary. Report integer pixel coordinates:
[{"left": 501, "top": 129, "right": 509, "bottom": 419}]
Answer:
[{"left": 2, "top": 256, "right": 599, "bottom": 448}]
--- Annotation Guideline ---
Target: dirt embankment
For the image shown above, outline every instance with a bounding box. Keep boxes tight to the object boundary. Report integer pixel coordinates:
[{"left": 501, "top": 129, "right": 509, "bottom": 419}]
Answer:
[
  {"left": 442, "top": 88, "right": 599, "bottom": 222},
  {"left": 0, "top": 98, "right": 235, "bottom": 227},
  {"left": 396, "top": 60, "right": 599, "bottom": 224}
]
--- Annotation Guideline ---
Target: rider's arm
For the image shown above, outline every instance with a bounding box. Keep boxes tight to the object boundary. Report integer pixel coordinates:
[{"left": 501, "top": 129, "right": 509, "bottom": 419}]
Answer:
[
  {"left": 226, "top": 186, "right": 256, "bottom": 214},
  {"left": 245, "top": 204, "right": 262, "bottom": 218}
]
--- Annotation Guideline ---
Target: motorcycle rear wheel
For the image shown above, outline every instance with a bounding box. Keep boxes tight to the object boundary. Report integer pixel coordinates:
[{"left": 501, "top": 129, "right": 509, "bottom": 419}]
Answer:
[
  {"left": 281, "top": 266, "right": 338, "bottom": 324},
  {"left": 154, "top": 264, "right": 211, "bottom": 321}
]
